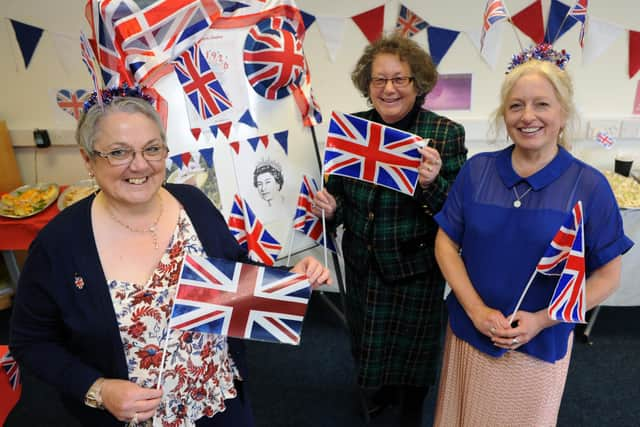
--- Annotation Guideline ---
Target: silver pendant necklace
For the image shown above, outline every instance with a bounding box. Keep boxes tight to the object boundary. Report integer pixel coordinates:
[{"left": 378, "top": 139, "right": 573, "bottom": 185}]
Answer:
[{"left": 512, "top": 186, "right": 532, "bottom": 208}]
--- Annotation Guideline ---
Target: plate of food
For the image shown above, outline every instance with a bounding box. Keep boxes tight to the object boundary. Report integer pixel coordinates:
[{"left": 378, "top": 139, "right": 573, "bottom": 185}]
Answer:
[
  {"left": 58, "top": 179, "right": 100, "bottom": 211},
  {"left": 603, "top": 170, "right": 640, "bottom": 209},
  {"left": 0, "top": 183, "right": 60, "bottom": 218}
]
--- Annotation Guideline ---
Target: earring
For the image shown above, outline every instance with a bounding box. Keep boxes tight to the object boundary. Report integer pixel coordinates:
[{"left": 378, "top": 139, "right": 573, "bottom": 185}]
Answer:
[{"left": 88, "top": 171, "right": 94, "bottom": 178}]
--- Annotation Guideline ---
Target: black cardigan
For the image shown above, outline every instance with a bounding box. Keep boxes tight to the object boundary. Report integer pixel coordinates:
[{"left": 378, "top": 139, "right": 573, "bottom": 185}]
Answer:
[{"left": 10, "top": 184, "right": 249, "bottom": 426}]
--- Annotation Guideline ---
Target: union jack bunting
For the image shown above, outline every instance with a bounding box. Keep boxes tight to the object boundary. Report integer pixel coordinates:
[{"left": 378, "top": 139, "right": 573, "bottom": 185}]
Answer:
[
  {"left": 546, "top": 201, "right": 586, "bottom": 323},
  {"left": 324, "top": 111, "right": 425, "bottom": 196},
  {"left": 0, "top": 350, "right": 20, "bottom": 390},
  {"left": 171, "top": 254, "right": 311, "bottom": 344},
  {"left": 480, "top": 0, "right": 508, "bottom": 50},
  {"left": 243, "top": 16, "right": 305, "bottom": 100},
  {"left": 568, "top": 0, "right": 588, "bottom": 47},
  {"left": 227, "top": 195, "right": 282, "bottom": 265},
  {"left": 56, "top": 90, "right": 88, "bottom": 120},
  {"left": 395, "top": 5, "right": 428, "bottom": 38},
  {"left": 293, "top": 175, "right": 336, "bottom": 252},
  {"left": 99, "top": 0, "right": 219, "bottom": 83},
  {"left": 174, "top": 44, "right": 232, "bottom": 120}
]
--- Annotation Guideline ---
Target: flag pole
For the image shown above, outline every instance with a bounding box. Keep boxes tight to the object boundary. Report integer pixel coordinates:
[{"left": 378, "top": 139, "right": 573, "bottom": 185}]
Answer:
[
  {"left": 503, "top": 2, "right": 524, "bottom": 51},
  {"left": 508, "top": 268, "right": 538, "bottom": 324}
]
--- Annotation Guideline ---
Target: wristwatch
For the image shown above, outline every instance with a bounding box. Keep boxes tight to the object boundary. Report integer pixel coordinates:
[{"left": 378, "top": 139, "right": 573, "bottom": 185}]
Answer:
[{"left": 84, "top": 377, "right": 105, "bottom": 409}]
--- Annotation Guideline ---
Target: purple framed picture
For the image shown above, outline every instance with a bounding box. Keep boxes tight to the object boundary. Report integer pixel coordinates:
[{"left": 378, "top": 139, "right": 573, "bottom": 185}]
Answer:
[{"left": 423, "top": 73, "right": 472, "bottom": 111}]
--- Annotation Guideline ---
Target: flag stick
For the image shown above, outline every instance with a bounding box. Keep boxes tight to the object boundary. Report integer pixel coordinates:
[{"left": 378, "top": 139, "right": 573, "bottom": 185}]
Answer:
[
  {"left": 156, "top": 320, "right": 172, "bottom": 390},
  {"left": 550, "top": 2, "right": 575, "bottom": 45},
  {"left": 321, "top": 211, "right": 328, "bottom": 267},
  {"left": 502, "top": 2, "right": 524, "bottom": 51},
  {"left": 508, "top": 268, "right": 538, "bottom": 324},
  {"left": 286, "top": 228, "right": 296, "bottom": 265}
]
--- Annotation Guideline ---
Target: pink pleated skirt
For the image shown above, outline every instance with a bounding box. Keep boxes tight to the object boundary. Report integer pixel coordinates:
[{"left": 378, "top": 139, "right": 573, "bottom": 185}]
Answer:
[{"left": 434, "top": 325, "right": 573, "bottom": 427}]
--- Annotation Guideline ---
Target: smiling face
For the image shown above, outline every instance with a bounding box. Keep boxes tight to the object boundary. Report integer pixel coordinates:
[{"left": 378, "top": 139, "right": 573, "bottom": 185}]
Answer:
[
  {"left": 504, "top": 72, "right": 567, "bottom": 158},
  {"left": 368, "top": 53, "right": 418, "bottom": 124},
  {"left": 82, "top": 111, "right": 166, "bottom": 208}
]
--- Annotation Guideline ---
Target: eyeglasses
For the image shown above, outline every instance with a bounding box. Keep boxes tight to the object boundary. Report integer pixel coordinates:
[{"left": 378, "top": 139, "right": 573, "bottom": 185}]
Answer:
[
  {"left": 92, "top": 144, "right": 169, "bottom": 166},
  {"left": 370, "top": 76, "right": 414, "bottom": 88}
]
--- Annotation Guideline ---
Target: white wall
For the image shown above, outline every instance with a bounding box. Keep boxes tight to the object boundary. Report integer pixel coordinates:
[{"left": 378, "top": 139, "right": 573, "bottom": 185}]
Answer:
[{"left": 1, "top": 0, "right": 639, "bottom": 182}]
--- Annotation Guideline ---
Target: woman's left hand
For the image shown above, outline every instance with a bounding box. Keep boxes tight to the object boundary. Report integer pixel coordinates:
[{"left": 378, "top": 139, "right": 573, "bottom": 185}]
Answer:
[
  {"left": 417, "top": 145, "right": 442, "bottom": 188},
  {"left": 491, "top": 310, "right": 548, "bottom": 350},
  {"left": 291, "top": 256, "right": 333, "bottom": 289}
]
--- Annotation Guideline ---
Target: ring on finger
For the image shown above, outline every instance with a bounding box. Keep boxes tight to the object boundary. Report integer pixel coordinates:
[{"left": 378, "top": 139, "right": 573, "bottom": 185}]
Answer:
[
  {"left": 131, "top": 413, "right": 139, "bottom": 424},
  {"left": 490, "top": 326, "right": 496, "bottom": 335},
  {"left": 512, "top": 337, "right": 519, "bottom": 345}
]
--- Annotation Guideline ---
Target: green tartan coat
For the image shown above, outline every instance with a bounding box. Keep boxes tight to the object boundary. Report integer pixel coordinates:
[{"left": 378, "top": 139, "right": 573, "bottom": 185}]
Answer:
[
  {"left": 327, "top": 108, "right": 467, "bottom": 283},
  {"left": 326, "top": 108, "right": 467, "bottom": 387}
]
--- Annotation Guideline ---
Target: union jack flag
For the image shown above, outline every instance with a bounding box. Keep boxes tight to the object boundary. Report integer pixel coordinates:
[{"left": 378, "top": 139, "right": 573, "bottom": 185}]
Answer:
[
  {"left": 480, "top": 0, "right": 508, "bottom": 50},
  {"left": 243, "top": 16, "right": 305, "bottom": 100},
  {"left": 227, "top": 194, "right": 282, "bottom": 265},
  {"left": 99, "top": 0, "right": 219, "bottom": 83},
  {"left": 544, "top": 201, "right": 586, "bottom": 323},
  {"left": 56, "top": 90, "right": 88, "bottom": 120},
  {"left": 174, "top": 44, "right": 232, "bottom": 120},
  {"left": 0, "top": 350, "right": 20, "bottom": 391},
  {"left": 170, "top": 254, "right": 311, "bottom": 344},
  {"left": 568, "top": 0, "right": 588, "bottom": 47},
  {"left": 395, "top": 5, "right": 428, "bottom": 38},
  {"left": 80, "top": 31, "right": 102, "bottom": 96},
  {"left": 324, "top": 111, "right": 425, "bottom": 196},
  {"left": 596, "top": 131, "right": 615, "bottom": 148},
  {"left": 293, "top": 175, "right": 336, "bottom": 252}
]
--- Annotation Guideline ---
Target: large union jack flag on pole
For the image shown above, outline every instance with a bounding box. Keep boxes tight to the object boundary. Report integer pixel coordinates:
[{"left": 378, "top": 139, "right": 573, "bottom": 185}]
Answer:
[
  {"left": 293, "top": 175, "right": 335, "bottom": 252},
  {"left": 100, "top": 0, "right": 220, "bottom": 83},
  {"left": 568, "top": 0, "right": 588, "bottom": 47},
  {"left": 170, "top": 254, "right": 311, "bottom": 344},
  {"left": 174, "top": 43, "right": 232, "bottom": 120},
  {"left": 243, "top": 16, "right": 305, "bottom": 100},
  {"left": 395, "top": 5, "right": 428, "bottom": 38},
  {"left": 480, "top": 0, "right": 508, "bottom": 51},
  {"left": 227, "top": 194, "right": 282, "bottom": 265},
  {"left": 324, "top": 111, "right": 425, "bottom": 196},
  {"left": 546, "top": 201, "right": 586, "bottom": 323}
]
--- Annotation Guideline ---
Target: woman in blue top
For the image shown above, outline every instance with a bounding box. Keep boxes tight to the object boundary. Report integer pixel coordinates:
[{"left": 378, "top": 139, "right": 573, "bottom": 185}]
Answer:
[{"left": 433, "top": 45, "right": 633, "bottom": 426}]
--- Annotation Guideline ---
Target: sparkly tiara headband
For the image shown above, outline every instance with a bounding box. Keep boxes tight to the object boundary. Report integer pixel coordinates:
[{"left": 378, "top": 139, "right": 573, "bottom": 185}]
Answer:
[
  {"left": 506, "top": 43, "right": 571, "bottom": 74},
  {"left": 82, "top": 83, "right": 154, "bottom": 113}
]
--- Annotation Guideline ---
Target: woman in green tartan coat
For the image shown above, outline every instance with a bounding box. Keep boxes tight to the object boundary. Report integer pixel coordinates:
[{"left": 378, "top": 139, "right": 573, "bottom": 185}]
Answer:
[{"left": 313, "top": 34, "right": 467, "bottom": 426}]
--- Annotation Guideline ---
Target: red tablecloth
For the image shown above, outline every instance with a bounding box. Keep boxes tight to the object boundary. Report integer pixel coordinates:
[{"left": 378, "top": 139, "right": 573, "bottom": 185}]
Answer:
[{"left": 0, "top": 187, "right": 65, "bottom": 251}]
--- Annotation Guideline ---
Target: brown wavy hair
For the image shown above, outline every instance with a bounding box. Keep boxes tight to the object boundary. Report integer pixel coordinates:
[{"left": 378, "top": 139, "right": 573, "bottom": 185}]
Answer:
[{"left": 351, "top": 32, "right": 438, "bottom": 106}]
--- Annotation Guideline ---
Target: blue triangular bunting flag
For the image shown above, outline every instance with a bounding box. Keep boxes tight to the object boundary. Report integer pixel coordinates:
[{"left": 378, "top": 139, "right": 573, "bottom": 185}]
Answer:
[
  {"left": 238, "top": 109, "right": 258, "bottom": 128},
  {"left": 273, "top": 130, "right": 289, "bottom": 154},
  {"left": 10, "top": 19, "right": 44, "bottom": 68},
  {"left": 426, "top": 26, "right": 459, "bottom": 66},
  {"left": 199, "top": 147, "right": 214, "bottom": 167},
  {"left": 300, "top": 10, "right": 316, "bottom": 31},
  {"left": 544, "top": 0, "right": 577, "bottom": 44},
  {"left": 247, "top": 136, "right": 261, "bottom": 152},
  {"left": 170, "top": 154, "right": 183, "bottom": 169}
]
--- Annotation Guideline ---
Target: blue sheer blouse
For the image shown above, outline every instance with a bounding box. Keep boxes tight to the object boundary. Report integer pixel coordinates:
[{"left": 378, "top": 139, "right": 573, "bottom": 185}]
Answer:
[{"left": 435, "top": 145, "right": 634, "bottom": 363}]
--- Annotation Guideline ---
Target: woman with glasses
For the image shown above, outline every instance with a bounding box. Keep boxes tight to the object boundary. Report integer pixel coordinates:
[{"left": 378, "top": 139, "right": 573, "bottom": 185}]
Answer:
[
  {"left": 313, "top": 33, "right": 467, "bottom": 426},
  {"left": 10, "top": 94, "right": 331, "bottom": 426}
]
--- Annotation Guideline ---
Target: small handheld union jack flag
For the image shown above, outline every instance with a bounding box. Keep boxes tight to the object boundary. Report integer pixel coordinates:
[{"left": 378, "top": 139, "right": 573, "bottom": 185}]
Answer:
[
  {"left": 395, "top": 5, "right": 428, "bottom": 38},
  {"left": 0, "top": 345, "right": 21, "bottom": 425},
  {"left": 568, "top": 0, "right": 588, "bottom": 48},
  {"left": 170, "top": 254, "right": 311, "bottom": 344},
  {"left": 56, "top": 90, "right": 88, "bottom": 120},
  {"left": 595, "top": 130, "right": 614, "bottom": 149},
  {"left": 545, "top": 201, "right": 586, "bottom": 323},
  {"left": 227, "top": 194, "right": 282, "bottom": 265},
  {"left": 324, "top": 111, "right": 425, "bottom": 196},
  {"left": 293, "top": 175, "right": 336, "bottom": 252}
]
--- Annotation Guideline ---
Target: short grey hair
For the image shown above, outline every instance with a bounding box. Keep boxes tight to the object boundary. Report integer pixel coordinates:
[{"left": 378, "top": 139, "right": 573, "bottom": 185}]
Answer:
[{"left": 75, "top": 96, "right": 166, "bottom": 154}]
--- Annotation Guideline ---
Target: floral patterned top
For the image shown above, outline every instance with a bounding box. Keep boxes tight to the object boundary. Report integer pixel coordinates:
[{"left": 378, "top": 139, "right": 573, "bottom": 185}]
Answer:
[{"left": 108, "top": 210, "right": 239, "bottom": 427}]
